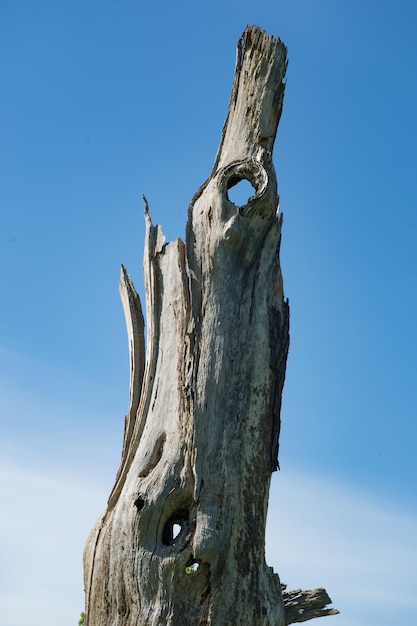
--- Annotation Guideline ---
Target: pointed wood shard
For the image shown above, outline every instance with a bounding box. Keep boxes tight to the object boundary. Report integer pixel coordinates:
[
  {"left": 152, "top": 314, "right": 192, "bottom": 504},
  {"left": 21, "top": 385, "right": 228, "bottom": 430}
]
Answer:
[
  {"left": 283, "top": 586, "right": 340, "bottom": 624},
  {"left": 84, "top": 25, "right": 338, "bottom": 626}
]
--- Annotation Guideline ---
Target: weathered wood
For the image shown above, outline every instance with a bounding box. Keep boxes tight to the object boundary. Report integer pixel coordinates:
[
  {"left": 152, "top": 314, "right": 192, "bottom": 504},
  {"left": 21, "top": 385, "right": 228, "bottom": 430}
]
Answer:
[
  {"left": 83, "top": 25, "right": 337, "bottom": 625},
  {"left": 282, "top": 586, "right": 340, "bottom": 624}
]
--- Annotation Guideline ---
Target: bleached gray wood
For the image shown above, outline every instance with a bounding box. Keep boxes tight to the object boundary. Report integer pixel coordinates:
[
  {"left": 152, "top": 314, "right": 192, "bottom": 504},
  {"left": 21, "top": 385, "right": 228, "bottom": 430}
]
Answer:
[
  {"left": 83, "top": 25, "right": 337, "bottom": 625},
  {"left": 282, "top": 586, "right": 340, "bottom": 624}
]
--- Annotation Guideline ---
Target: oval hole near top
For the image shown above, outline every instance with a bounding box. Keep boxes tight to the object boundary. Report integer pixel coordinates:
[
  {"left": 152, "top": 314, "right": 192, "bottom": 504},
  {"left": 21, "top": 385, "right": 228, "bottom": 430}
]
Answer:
[{"left": 227, "top": 177, "right": 255, "bottom": 207}]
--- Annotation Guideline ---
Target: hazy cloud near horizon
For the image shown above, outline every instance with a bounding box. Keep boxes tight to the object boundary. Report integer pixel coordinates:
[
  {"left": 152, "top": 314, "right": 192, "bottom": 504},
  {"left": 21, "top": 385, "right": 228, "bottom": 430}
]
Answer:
[
  {"left": 267, "top": 471, "right": 417, "bottom": 625},
  {"left": 1, "top": 458, "right": 416, "bottom": 626}
]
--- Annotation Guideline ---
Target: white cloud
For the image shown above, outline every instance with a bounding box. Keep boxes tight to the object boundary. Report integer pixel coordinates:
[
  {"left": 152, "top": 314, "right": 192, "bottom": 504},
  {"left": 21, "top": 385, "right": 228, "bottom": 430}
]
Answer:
[{"left": 266, "top": 470, "right": 417, "bottom": 625}]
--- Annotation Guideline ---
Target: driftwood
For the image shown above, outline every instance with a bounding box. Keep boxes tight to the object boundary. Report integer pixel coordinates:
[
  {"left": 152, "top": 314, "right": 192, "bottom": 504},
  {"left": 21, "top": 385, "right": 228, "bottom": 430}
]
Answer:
[{"left": 83, "top": 25, "right": 338, "bottom": 625}]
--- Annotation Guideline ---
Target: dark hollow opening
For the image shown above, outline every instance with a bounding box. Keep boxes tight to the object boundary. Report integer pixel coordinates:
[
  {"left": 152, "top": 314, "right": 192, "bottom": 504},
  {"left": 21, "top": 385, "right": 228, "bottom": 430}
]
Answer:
[
  {"left": 134, "top": 497, "right": 145, "bottom": 511},
  {"left": 162, "top": 511, "right": 189, "bottom": 546}
]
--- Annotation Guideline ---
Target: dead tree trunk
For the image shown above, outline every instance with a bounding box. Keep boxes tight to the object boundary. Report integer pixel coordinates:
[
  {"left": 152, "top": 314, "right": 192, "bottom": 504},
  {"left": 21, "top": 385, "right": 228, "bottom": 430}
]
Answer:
[{"left": 84, "top": 26, "right": 337, "bottom": 626}]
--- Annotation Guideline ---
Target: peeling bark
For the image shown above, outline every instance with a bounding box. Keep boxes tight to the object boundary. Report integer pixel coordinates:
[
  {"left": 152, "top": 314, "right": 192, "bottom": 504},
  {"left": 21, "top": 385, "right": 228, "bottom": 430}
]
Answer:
[{"left": 84, "top": 25, "right": 338, "bottom": 625}]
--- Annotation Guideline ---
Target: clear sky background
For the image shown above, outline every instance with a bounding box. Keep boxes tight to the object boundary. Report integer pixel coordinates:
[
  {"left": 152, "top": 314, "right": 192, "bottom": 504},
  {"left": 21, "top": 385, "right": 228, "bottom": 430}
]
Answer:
[{"left": 1, "top": 1, "right": 416, "bottom": 625}]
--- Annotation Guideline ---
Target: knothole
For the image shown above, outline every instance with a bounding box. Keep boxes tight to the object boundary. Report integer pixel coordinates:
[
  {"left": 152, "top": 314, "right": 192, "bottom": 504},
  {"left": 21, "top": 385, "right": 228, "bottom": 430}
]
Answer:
[
  {"left": 226, "top": 176, "right": 256, "bottom": 208},
  {"left": 185, "top": 561, "right": 200, "bottom": 574},
  {"left": 161, "top": 510, "right": 189, "bottom": 546}
]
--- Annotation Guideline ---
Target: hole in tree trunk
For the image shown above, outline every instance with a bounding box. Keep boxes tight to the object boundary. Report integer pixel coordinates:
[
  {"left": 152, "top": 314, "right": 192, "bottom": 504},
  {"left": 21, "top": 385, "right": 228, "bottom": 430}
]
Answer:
[
  {"left": 226, "top": 177, "right": 256, "bottom": 207},
  {"left": 133, "top": 497, "right": 145, "bottom": 510},
  {"left": 185, "top": 561, "right": 200, "bottom": 574},
  {"left": 162, "top": 511, "right": 189, "bottom": 546}
]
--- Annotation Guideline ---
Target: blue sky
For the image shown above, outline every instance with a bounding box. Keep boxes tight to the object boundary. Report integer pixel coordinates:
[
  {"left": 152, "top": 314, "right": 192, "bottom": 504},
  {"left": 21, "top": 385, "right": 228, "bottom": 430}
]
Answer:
[{"left": 1, "top": 1, "right": 416, "bottom": 625}]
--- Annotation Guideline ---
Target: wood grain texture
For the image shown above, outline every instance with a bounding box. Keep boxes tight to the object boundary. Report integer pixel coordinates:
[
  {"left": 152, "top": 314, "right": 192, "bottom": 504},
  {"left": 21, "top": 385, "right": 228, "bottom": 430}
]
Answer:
[{"left": 282, "top": 587, "right": 340, "bottom": 624}]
